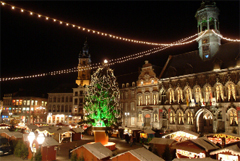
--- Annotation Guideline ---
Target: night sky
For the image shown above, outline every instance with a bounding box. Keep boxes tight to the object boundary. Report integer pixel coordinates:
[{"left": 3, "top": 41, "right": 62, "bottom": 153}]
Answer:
[{"left": 1, "top": 1, "right": 239, "bottom": 99}]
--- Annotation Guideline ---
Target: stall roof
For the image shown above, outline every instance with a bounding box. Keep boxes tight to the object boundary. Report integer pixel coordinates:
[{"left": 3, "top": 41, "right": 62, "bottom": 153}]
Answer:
[
  {"left": 205, "top": 132, "right": 240, "bottom": 139},
  {"left": 0, "top": 130, "right": 23, "bottom": 139},
  {"left": 71, "top": 142, "right": 112, "bottom": 160},
  {"left": 210, "top": 144, "right": 240, "bottom": 156},
  {"left": 71, "top": 128, "right": 84, "bottom": 133},
  {"left": 111, "top": 147, "right": 164, "bottom": 161},
  {"left": 173, "top": 157, "right": 217, "bottom": 161},
  {"left": 149, "top": 138, "right": 176, "bottom": 145},
  {"left": 140, "top": 129, "right": 155, "bottom": 134},
  {"left": 42, "top": 137, "right": 60, "bottom": 147},
  {"left": 191, "top": 137, "right": 219, "bottom": 151},
  {"left": 26, "top": 125, "right": 38, "bottom": 131},
  {"left": 172, "top": 137, "right": 219, "bottom": 153},
  {"left": 163, "top": 130, "right": 199, "bottom": 138},
  {"left": 23, "top": 133, "right": 60, "bottom": 147}
]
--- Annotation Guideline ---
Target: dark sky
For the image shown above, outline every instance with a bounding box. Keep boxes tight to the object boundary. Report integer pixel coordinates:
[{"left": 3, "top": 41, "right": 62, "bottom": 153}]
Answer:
[{"left": 1, "top": 1, "right": 239, "bottom": 99}]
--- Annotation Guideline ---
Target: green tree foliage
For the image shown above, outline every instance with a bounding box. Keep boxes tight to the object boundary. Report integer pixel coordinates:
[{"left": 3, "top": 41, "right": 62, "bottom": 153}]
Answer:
[
  {"left": 35, "top": 149, "right": 42, "bottom": 161},
  {"left": 84, "top": 65, "right": 120, "bottom": 127},
  {"left": 14, "top": 140, "right": 29, "bottom": 159},
  {"left": 71, "top": 152, "right": 78, "bottom": 161}
]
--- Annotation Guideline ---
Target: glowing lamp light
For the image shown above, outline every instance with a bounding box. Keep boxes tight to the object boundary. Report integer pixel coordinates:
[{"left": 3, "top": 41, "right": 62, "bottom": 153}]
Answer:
[
  {"left": 1, "top": 2, "right": 5, "bottom": 5},
  {"left": 30, "top": 12, "right": 33, "bottom": 15},
  {"left": 21, "top": 9, "right": 24, "bottom": 12},
  {"left": 37, "top": 133, "right": 45, "bottom": 145},
  {"left": 28, "top": 132, "right": 35, "bottom": 143},
  {"left": 12, "top": 6, "right": 15, "bottom": 9},
  {"left": 104, "top": 59, "right": 108, "bottom": 64}
]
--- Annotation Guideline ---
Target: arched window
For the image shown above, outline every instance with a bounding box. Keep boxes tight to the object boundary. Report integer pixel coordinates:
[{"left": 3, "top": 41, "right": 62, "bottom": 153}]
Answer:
[
  {"left": 145, "top": 95, "right": 150, "bottom": 105},
  {"left": 187, "top": 112, "right": 193, "bottom": 125},
  {"left": 205, "top": 85, "right": 212, "bottom": 103},
  {"left": 176, "top": 88, "right": 183, "bottom": 103},
  {"left": 170, "top": 111, "right": 175, "bottom": 124},
  {"left": 138, "top": 95, "right": 142, "bottom": 106},
  {"left": 169, "top": 88, "right": 174, "bottom": 104},
  {"left": 229, "top": 109, "right": 238, "bottom": 126},
  {"left": 227, "top": 83, "right": 236, "bottom": 101},
  {"left": 195, "top": 86, "right": 202, "bottom": 103},
  {"left": 185, "top": 87, "right": 192, "bottom": 103},
  {"left": 178, "top": 111, "right": 184, "bottom": 125},
  {"left": 216, "top": 84, "right": 224, "bottom": 102},
  {"left": 153, "top": 94, "right": 157, "bottom": 105}
]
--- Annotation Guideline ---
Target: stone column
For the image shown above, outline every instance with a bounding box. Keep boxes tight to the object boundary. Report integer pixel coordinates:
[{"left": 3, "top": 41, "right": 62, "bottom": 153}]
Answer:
[
  {"left": 214, "top": 19, "right": 217, "bottom": 30},
  {"left": 207, "top": 20, "right": 210, "bottom": 30}
]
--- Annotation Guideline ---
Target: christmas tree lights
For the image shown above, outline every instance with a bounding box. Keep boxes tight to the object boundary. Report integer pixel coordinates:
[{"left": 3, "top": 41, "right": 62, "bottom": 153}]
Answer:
[{"left": 84, "top": 62, "right": 120, "bottom": 127}]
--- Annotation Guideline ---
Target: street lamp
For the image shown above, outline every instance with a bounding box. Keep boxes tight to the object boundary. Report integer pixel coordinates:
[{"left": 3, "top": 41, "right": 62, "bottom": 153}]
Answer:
[
  {"left": 28, "top": 132, "right": 35, "bottom": 152},
  {"left": 37, "top": 133, "right": 45, "bottom": 149}
]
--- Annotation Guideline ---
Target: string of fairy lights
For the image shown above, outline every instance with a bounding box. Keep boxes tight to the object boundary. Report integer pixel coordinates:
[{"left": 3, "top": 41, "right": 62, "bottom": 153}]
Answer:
[
  {"left": 2, "top": 1, "right": 239, "bottom": 46},
  {"left": 1, "top": 1, "right": 240, "bottom": 82},
  {"left": 0, "top": 31, "right": 205, "bottom": 82}
]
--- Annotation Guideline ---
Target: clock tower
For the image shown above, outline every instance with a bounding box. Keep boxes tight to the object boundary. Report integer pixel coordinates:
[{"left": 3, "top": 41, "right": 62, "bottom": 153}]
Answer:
[
  {"left": 195, "top": 1, "right": 221, "bottom": 61},
  {"left": 76, "top": 39, "right": 91, "bottom": 86}
]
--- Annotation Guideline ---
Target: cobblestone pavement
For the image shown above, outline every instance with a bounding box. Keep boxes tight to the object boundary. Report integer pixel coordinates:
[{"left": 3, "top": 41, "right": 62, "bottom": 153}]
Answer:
[{"left": 0, "top": 135, "right": 143, "bottom": 161}]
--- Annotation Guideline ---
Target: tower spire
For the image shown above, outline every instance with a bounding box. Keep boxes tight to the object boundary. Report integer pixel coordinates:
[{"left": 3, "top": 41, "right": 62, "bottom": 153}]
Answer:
[
  {"left": 195, "top": 1, "right": 220, "bottom": 61},
  {"left": 76, "top": 40, "right": 91, "bottom": 86}
]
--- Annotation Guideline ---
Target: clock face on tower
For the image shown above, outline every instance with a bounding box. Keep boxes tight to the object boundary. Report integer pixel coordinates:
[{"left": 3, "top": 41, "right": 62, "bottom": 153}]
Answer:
[{"left": 202, "top": 38, "right": 208, "bottom": 44}]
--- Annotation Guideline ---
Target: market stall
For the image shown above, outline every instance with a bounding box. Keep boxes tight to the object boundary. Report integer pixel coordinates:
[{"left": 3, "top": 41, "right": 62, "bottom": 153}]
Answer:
[
  {"left": 70, "top": 128, "right": 84, "bottom": 141},
  {"left": 139, "top": 129, "right": 155, "bottom": 144},
  {"left": 205, "top": 133, "right": 240, "bottom": 147},
  {"left": 210, "top": 144, "right": 240, "bottom": 161},
  {"left": 0, "top": 123, "right": 10, "bottom": 129},
  {"left": 171, "top": 137, "right": 219, "bottom": 159},
  {"left": 162, "top": 130, "right": 199, "bottom": 142}
]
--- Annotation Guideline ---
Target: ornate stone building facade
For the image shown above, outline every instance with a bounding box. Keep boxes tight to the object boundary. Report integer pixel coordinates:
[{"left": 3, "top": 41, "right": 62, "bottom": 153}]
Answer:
[{"left": 120, "top": 2, "right": 240, "bottom": 134}]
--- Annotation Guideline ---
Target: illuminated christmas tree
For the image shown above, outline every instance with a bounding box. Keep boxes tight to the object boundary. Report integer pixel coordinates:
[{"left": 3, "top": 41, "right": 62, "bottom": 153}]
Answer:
[{"left": 84, "top": 61, "right": 120, "bottom": 128}]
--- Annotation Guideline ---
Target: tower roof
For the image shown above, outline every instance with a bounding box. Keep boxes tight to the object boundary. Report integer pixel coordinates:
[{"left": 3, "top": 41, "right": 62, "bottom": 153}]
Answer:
[{"left": 197, "top": 1, "right": 216, "bottom": 11}]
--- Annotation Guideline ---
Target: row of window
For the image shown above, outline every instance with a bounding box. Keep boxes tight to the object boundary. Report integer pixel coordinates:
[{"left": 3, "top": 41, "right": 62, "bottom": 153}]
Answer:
[
  {"left": 12, "top": 100, "right": 47, "bottom": 106},
  {"left": 48, "top": 105, "right": 72, "bottom": 113},
  {"left": 121, "top": 102, "right": 135, "bottom": 111},
  {"left": 49, "top": 96, "right": 73, "bottom": 103}
]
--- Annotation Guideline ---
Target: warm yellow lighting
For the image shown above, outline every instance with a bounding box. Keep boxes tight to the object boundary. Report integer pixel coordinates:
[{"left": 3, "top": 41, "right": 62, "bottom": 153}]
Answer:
[
  {"left": 12, "top": 6, "right": 15, "bottom": 9},
  {"left": 1, "top": 2, "right": 5, "bottom": 5},
  {"left": 66, "top": 23, "right": 69, "bottom": 26},
  {"left": 82, "top": 28, "right": 85, "bottom": 30},
  {"left": 53, "top": 19, "right": 56, "bottom": 22},
  {"left": 21, "top": 9, "right": 24, "bottom": 12},
  {"left": 78, "top": 26, "right": 81, "bottom": 29},
  {"left": 46, "top": 17, "right": 49, "bottom": 20},
  {"left": 72, "top": 24, "right": 75, "bottom": 27},
  {"left": 104, "top": 59, "right": 108, "bottom": 64},
  {"left": 60, "top": 21, "right": 62, "bottom": 24},
  {"left": 38, "top": 14, "right": 41, "bottom": 17},
  {"left": 30, "top": 12, "right": 33, "bottom": 15}
]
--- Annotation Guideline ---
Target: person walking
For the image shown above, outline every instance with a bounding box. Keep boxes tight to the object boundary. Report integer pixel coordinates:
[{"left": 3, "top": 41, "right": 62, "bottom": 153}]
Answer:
[{"left": 130, "top": 135, "right": 133, "bottom": 147}]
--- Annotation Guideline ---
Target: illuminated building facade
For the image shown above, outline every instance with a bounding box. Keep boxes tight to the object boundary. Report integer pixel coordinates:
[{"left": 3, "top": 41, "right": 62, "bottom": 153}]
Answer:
[
  {"left": 120, "top": 1, "right": 240, "bottom": 134},
  {"left": 2, "top": 92, "right": 47, "bottom": 124}
]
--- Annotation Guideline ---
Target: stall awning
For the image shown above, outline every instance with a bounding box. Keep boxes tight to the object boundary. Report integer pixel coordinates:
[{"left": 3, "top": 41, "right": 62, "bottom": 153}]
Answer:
[{"left": 210, "top": 144, "right": 240, "bottom": 156}]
